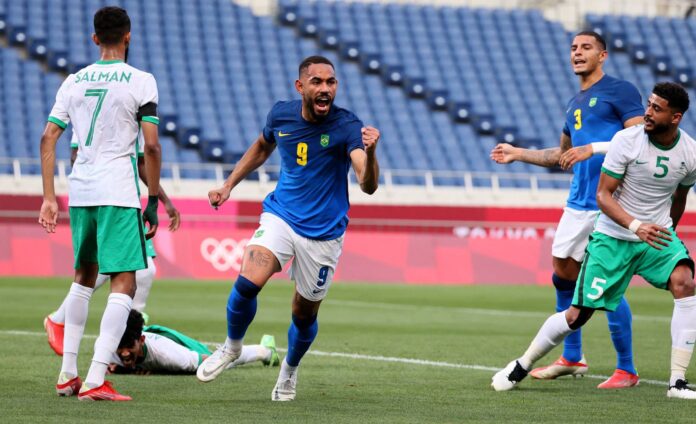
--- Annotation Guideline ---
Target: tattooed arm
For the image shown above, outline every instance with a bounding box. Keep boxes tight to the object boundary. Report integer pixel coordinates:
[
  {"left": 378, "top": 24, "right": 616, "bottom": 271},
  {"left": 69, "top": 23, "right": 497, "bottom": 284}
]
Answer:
[{"left": 490, "top": 133, "right": 572, "bottom": 168}]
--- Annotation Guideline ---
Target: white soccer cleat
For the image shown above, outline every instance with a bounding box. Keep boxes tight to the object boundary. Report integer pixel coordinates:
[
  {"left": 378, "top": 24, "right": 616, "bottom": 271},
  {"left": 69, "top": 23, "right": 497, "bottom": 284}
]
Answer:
[
  {"left": 491, "top": 360, "right": 529, "bottom": 392},
  {"left": 196, "top": 344, "right": 240, "bottom": 382},
  {"left": 529, "top": 355, "right": 588, "bottom": 380},
  {"left": 272, "top": 369, "right": 298, "bottom": 401},
  {"left": 667, "top": 379, "right": 696, "bottom": 399}
]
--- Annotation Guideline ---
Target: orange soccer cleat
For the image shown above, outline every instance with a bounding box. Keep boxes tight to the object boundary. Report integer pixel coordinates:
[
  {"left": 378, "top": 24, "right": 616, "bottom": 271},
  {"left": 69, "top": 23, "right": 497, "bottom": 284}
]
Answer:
[
  {"left": 77, "top": 381, "right": 132, "bottom": 401},
  {"left": 597, "top": 369, "right": 639, "bottom": 389},
  {"left": 529, "top": 356, "right": 588, "bottom": 379},
  {"left": 44, "top": 315, "right": 65, "bottom": 356}
]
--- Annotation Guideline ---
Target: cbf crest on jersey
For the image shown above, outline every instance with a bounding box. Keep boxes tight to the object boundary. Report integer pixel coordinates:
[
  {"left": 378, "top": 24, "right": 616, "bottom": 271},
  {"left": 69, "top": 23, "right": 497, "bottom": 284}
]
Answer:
[
  {"left": 589, "top": 97, "right": 598, "bottom": 107},
  {"left": 321, "top": 134, "right": 330, "bottom": 147}
]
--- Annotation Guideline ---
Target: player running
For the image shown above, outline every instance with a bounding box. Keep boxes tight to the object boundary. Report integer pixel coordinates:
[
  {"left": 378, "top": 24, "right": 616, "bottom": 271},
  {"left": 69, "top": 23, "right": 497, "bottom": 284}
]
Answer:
[
  {"left": 39, "top": 6, "right": 161, "bottom": 401},
  {"left": 44, "top": 131, "right": 180, "bottom": 356},
  {"left": 198, "top": 55, "right": 380, "bottom": 401},
  {"left": 490, "top": 31, "right": 643, "bottom": 388},
  {"left": 110, "top": 310, "right": 279, "bottom": 374},
  {"left": 492, "top": 82, "right": 696, "bottom": 400}
]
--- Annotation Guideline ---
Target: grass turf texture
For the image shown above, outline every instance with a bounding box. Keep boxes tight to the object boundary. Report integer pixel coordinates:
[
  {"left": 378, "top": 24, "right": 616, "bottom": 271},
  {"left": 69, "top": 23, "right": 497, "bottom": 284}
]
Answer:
[{"left": 0, "top": 277, "right": 686, "bottom": 423}]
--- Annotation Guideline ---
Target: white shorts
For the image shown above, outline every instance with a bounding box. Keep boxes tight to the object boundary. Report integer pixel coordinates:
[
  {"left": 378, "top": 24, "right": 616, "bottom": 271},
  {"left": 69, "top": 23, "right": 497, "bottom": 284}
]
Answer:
[
  {"left": 247, "top": 212, "right": 344, "bottom": 302},
  {"left": 551, "top": 207, "right": 599, "bottom": 262}
]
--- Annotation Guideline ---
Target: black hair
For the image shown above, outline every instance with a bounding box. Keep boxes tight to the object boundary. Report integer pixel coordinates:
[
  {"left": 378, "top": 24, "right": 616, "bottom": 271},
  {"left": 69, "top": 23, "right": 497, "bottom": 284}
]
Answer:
[
  {"left": 298, "top": 55, "right": 335, "bottom": 78},
  {"left": 574, "top": 30, "right": 607, "bottom": 51},
  {"left": 118, "top": 309, "right": 144, "bottom": 349},
  {"left": 94, "top": 6, "right": 131, "bottom": 45},
  {"left": 653, "top": 82, "right": 690, "bottom": 113}
]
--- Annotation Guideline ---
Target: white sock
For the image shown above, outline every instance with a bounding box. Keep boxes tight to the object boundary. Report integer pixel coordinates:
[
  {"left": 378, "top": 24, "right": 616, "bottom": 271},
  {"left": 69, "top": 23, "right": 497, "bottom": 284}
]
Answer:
[
  {"left": 670, "top": 296, "right": 696, "bottom": 386},
  {"left": 279, "top": 357, "right": 298, "bottom": 379},
  {"left": 224, "top": 337, "right": 243, "bottom": 354},
  {"left": 519, "top": 311, "right": 573, "bottom": 370},
  {"left": 133, "top": 257, "right": 156, "bottom": 311},
  {"left": 226, "top": 345, "right": 266, "bottom": 369},
  {"left": 94, "top": 273, "right": 109, "bottom": 290},
  {"left": 85, "top": 293, "right": 132, "bottom": 387},
  {"left": 60, "top": 283, "right": 93, "bottom": 377}
]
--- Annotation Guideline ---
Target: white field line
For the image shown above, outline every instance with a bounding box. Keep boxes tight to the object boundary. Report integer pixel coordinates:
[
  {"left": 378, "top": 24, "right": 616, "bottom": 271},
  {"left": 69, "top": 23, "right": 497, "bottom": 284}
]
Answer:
[
  {"left": 0, "top": 329, "right": 667, "bottom": 387},
  {"left": 319, "top": 299, "right": 671, "bottom": 323}
]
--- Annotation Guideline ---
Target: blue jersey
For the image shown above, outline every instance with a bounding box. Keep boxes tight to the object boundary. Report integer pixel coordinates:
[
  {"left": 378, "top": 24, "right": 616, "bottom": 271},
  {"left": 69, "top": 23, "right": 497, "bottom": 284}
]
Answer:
[
  {"left": 262, "top": 100, "right": 364, "bottom": 240},
  {"left": 562, "top": 75, "right": 643, "bottom": 211}
]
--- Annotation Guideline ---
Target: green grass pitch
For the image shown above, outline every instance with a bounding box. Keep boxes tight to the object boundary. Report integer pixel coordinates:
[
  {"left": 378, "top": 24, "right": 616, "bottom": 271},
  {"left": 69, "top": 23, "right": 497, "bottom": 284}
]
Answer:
[{"left": 0, "top": 277, "right": 689, "bottom": 423}]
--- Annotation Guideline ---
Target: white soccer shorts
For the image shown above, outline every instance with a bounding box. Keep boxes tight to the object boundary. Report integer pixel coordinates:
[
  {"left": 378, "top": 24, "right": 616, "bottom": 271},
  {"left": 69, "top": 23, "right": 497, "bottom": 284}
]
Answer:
[
  {"left": 551, "top": 207, "right": 599, "bottom": 262},
  {"left": 247, "top": 212, "right": 344, "bottom": 302}
]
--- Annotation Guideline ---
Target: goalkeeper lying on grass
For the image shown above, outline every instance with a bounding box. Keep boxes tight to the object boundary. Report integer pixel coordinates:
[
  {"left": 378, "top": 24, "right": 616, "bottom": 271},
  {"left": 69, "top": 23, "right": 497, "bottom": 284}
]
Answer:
[{"left": 111, "top": 310, "right": 279, "bottom": 374}]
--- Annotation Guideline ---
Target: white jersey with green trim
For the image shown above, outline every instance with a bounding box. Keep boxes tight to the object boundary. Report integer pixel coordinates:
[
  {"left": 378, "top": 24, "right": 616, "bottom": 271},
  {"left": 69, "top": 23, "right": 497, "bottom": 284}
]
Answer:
[
  {"left": 48, "top": 60, "right": 159, "bottom": 208},
  {"left": 597, "top": 125, "right": 696, "bottom": 241},
  {"left": 110, "top": 332, "right": 201, "bottom": 373}
]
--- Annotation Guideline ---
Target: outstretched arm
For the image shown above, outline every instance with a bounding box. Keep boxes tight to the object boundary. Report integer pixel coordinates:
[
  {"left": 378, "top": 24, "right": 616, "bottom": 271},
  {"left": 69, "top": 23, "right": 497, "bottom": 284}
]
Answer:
[
  {"left": 490, "top": 133, "right": 571, "bottom": 168},
  {"left": 559, "top": 116, "right": 644, "bottom": 170},
  {"left": 350, "top": 126, "right": 380, "bottom": 195},
  {"left": 208, "top": 134, "right": 276, "bottom": 209},
  {"left": 39, "top": 122, "right": 65, "bottom": 233},
  {"left": 596, "top": 172, "right": 672, "bottom": 249}
]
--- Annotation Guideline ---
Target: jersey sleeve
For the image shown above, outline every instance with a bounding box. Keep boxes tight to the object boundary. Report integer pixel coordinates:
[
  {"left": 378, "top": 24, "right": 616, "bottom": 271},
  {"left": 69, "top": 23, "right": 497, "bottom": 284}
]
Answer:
[
  {"left": 137, "top": 129, "right": 145, "bottom": 157},
  {"left": 601, "top": 132, "right": 631, "bottom": 179},
  {"left": 345, "top": 117, "right": 364, "bottom": 154},
  {"left": 47, "top": 76, "right": 72, "bottom": 129},
  {"left": 680, "top": 171, "right": 696, "bottom": 188},
  {"left": 143, "top": 334, "right": 200, "bottom": 373},
  {"left": 70, "top": 130, "right": 78, "bottom": 148},
  {"left": 262, "top": 104, "right": 277, "bottom": 144},
  {"left": 138, "top": 74, "right": 159, "bottom": 125},
  {"left": 612, "top": 81, "right": 644, "bottom": 124}
]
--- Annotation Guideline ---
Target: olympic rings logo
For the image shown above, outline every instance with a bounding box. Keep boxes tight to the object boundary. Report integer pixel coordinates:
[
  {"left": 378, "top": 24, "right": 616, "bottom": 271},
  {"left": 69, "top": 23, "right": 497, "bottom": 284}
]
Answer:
[{"left": 200, "top": 237, "right": 249, "bottom": 272}]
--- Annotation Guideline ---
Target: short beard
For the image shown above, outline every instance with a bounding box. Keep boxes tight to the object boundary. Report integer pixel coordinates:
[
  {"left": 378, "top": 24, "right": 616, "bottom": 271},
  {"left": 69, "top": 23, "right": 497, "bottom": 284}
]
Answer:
[{"left": 644, "top": 122, "right": 670, "bottom": 136}]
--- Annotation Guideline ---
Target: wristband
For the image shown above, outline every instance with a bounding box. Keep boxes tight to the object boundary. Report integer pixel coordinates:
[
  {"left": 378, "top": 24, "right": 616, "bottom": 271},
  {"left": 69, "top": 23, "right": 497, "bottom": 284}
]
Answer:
[
  {"left": 628, "top": 219, "right": 642, "bottom": 233},
  {"left": 591, "top": 142, "right": 610, "bottom": 154}
]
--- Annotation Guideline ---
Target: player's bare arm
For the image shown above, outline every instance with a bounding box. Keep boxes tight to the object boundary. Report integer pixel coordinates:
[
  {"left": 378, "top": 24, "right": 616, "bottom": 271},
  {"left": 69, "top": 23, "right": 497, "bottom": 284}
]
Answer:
[
  {"left": 596, "top": 172, "right": 671, "bottom": 249},
  {"left": 137, "top": 158, "right": 180, "bottom": 231},
  {"left": 670, "top": 185, "right": 691, "bottom": 229},
  {"left": 39, "top": 122, "right": 65, "bottom": 233},
  {"left": 141, "top": 121, "right": 162, "bottom": 239},
  {"left": 559, "top": 116, "right": 644, "bottom": 170},
  {"left": 350, "top": 126, "right": 380, "bottom": 195},
  {"left": 208, "top": 134, "right": 276, "bottom": 209},
  {"left": 490, "top": 133, "right": 570, "bottom": 168}
]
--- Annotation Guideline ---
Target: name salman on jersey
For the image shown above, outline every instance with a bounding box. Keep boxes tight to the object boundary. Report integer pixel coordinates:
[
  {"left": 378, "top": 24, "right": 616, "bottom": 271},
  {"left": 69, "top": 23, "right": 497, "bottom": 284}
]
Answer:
[{"left": 74, "top": 70, "right": 132, "bottom": 84}]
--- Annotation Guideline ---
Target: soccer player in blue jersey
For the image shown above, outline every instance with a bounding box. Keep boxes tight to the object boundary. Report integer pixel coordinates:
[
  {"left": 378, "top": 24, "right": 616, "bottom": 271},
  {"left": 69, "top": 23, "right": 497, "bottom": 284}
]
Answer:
[
  {"left": 197, "top": 55, "right": 380, "bottom": 401},
  {"left": 490, "top": 31, "right": 644, "bottom": 388}
]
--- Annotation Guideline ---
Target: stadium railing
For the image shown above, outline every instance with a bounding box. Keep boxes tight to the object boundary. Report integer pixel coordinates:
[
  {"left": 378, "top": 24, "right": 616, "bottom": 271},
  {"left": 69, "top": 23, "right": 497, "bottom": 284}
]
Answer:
[{"left": 0, "top": 156, "right": 573, "bottom": 192}]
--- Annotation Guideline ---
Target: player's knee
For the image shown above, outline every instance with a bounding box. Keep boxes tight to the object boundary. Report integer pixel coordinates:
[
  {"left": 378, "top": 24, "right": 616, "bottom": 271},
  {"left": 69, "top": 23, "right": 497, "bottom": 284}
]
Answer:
[
  {"left": 552, "top": 258, "right": 580, "bottom": 281},
  {"left": 670, "top": 265, "right": 696, "bottom": 298},
  {"left": 566, "top": 307, "right": 593, "bottom": 330}
]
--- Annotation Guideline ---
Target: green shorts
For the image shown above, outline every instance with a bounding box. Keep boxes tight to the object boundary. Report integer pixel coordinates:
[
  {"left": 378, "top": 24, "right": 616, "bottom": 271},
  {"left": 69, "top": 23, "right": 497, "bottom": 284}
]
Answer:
[
  {"left": 69, "top": 206, "right": 148, "bottom": 274},
  {"left": 573, "top": 230, "right": 694, "bottom": 311}
]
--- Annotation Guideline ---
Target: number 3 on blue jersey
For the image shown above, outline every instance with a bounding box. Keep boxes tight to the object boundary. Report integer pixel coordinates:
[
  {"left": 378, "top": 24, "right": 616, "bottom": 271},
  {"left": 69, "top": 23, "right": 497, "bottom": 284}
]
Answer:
[
  {"left": 297, "top": 142, "right": 308, "bottom": 166},
  {"left": 574, "top": 109, "right": 582, "bottom": 130}
]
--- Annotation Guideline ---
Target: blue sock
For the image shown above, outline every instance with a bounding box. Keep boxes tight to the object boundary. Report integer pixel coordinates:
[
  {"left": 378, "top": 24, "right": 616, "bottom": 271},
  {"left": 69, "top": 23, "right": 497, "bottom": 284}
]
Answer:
[
  {"left": 226, "top": 276, "right": 261, "bottom": 341},
  {"left": 553, "top": 273, "right": 582, "bottom": 362},
  {"left": 607, "top": 296, "right": 636, "bottom": 375},
  {"left": 285, "top": 314, "right": 318, "bottom": 367}
]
